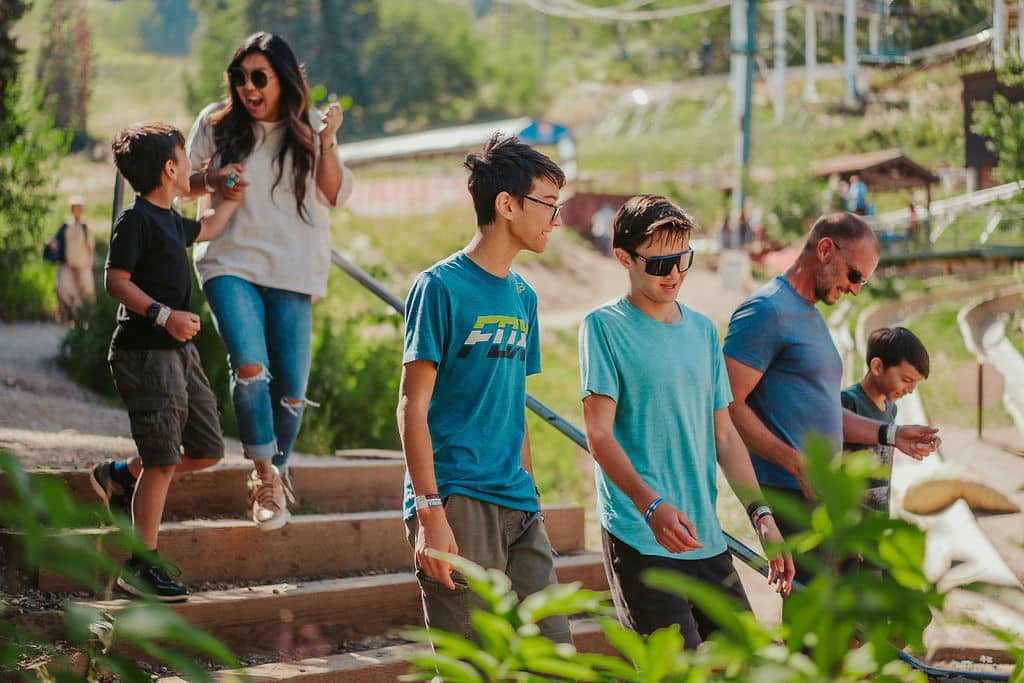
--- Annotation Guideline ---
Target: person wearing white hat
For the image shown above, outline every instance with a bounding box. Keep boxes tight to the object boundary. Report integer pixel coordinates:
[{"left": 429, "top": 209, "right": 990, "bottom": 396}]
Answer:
[{"left": 53, "top": 195, "right": 95, "bottom": 320}]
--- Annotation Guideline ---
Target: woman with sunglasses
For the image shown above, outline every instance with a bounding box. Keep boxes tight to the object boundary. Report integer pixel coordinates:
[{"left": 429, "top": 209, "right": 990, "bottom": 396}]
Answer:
[{"left": 185, "top": 32, "right": 353, "bottom": 531}]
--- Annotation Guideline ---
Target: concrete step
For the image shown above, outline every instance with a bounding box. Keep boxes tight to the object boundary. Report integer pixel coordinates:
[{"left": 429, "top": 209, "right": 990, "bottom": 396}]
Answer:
[
  {"left": 157, "top": 618, "right": 615, "bottom": 683},
  {"left": 18, "top": 553, "right": 608, "bottom": 658},
  {"left": 6, "top": 505, "right": 585, "bottom": 591},
  {"left": 7, "top": 457, "right": 405, "bottom": 519}
]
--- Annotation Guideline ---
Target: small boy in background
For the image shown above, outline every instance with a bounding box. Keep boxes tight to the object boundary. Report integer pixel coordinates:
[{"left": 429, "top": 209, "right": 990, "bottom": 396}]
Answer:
[
  {"left": 842, "top": 326, "right": 931, "bottom": 511},
  {"left": 98, "top": 122, "right": 240, "bottom": 602}
]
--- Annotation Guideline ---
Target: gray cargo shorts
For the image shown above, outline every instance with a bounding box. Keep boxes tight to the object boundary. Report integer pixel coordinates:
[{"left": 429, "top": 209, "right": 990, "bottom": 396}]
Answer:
[{"left": 109, "top": 342, "right": 224, "bottom": 467}]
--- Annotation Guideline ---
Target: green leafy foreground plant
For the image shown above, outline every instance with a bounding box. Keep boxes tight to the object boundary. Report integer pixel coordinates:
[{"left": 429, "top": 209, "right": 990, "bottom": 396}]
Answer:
[
  {"left": 0, "top": 451, "right": 239, "bottom": 681},
  {"left": 402, "top": 438, "right": 951, "bottom": 682}
]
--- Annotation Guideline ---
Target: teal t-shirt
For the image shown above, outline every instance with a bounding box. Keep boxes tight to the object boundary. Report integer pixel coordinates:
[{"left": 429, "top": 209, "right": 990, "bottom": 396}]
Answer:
[
  {"left": 579, "top": 297, "right": 732, "bottom": 560},
  {"left": 841, "top": 383, "right": 897, "bottom": 510},
  {"left": 401, "top": 251, "right": 540, "bottom": 519}
]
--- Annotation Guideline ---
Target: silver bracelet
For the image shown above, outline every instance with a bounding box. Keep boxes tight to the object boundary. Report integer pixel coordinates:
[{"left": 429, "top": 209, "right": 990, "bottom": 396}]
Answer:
[{"left": 203, "top": 171, "right": 215, "bottom": 194}]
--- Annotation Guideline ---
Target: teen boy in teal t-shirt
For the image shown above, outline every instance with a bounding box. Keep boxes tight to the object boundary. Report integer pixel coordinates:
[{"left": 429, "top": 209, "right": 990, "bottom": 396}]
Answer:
[
  {"left": 398, "top": 134, "right": 571, "bottom": 645},
  {"left": 579, "top": 195, "right": 794, "bottom": 647}
]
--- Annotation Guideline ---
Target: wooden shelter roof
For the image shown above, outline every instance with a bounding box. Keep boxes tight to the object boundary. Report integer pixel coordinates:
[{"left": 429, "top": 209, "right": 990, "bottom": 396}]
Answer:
[{"left": 811, "top": 149, "right": 939, "bottom": 191}]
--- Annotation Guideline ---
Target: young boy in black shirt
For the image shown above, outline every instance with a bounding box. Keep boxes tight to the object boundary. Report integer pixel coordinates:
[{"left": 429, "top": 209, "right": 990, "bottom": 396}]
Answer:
[{"left": 101, "top": 122, "right": 240, "bottom": 602}]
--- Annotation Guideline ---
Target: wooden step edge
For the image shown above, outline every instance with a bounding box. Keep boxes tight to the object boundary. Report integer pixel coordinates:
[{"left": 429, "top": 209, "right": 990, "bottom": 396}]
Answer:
[
  {"left": 14, "top": 552, "right": 609, "bottom": 649},
  {"left": 5, "top": 460, "right": 407, "bottom": 519},
  {"left": 155, "top": 619, "right": 611, "bottom": 683},
  {"left": 11, "top": 503, "right": 586, "bottom": 591}
]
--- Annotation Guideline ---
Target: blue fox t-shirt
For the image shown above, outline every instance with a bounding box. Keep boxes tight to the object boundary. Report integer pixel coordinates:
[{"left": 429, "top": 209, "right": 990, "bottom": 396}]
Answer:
[
  {"left": 401, "top": 251, "right": 541, "bottom": 519},
  {"left": 723, "top": 276, "right": 844, "bottom": 490},
  {"left": 579, "top": 298, "right": 732, "bottom": 560}
]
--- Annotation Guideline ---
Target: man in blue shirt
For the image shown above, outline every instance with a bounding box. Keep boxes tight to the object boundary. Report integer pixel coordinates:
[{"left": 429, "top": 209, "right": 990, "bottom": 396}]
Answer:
[
  {"left": 397, "top": 134, "right": 571, "bottom": 644},
  {"left": 579, "top": 195, "right": 794, "bottom": 646},
  {"left": 723, "top": 212, "right": 939, "bottom": 583}
]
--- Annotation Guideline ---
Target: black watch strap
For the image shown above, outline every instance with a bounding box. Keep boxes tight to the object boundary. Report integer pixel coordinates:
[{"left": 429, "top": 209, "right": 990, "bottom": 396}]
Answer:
[{"left": 146, "top": 302, "right": 162, "bottom": 323}]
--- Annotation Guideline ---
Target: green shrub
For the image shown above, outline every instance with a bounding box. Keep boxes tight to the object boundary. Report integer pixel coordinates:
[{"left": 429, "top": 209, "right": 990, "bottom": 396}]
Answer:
[
  {"left": 0, "top": 81, "right": 69, "bottom": 294},
  {"left": 297, "top": 312, "right": 404, "bottom": 453},
  {"left": 0, "top": 260, "right": 59, "bottom": 321},
  {"left": 57, "top": 293, "right": 119, "bottom": 400}
]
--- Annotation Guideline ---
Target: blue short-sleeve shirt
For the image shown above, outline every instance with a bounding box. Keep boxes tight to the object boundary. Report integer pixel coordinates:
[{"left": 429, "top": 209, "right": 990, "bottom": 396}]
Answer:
[
  {"left": 723, "top": 276, "right": 843, "bottom": 489},
  {"left": 402, "top": 252, "right": 540, "bottom": 519}
]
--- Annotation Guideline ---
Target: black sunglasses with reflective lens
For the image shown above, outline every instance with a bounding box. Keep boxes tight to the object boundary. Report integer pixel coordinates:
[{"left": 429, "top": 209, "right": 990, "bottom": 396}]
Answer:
[
  {"left": 228, "top": 67, "right": 272, "bottom": 89},
  {"left": 522, "top": 195, "right": 563, "bottom": 222},
  {"left": 628, "top": 248, "right": 695, "bottom": 276},
  {"left": 831, "top": 240, "right": 868, "bottom": 285}
]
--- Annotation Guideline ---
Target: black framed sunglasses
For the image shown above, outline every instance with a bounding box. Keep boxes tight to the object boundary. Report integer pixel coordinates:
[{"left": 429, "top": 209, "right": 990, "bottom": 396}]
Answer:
[
  {"left": 522, "top": 195, "right": 563, "bottom": 222},
  {"left": 830, "top": 239, "right": 868, "bottom": 285},
  {"left": 228, "top": 67, "right": 274, "bottom": 89},
  {"left": 627, "top": 248, "right": 695, "bottom": 276}
]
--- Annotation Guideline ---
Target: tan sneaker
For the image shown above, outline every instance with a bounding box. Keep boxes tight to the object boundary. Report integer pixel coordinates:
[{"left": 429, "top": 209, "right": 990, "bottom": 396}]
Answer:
[{"left": 246, "top": 465, "right": 291, "bottom": 531}]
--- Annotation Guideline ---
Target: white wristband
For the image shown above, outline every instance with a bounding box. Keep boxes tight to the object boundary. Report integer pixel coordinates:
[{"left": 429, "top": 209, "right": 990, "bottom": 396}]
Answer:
[
  {"left": 414, "top": 494, "right": 443, "bottom": 511},
  {"left": 155, "top": 305, "right": 172, "bottom": 328}
]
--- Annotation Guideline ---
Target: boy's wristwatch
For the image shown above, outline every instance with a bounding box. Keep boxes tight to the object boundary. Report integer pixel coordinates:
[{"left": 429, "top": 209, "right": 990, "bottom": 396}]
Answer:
[{"left": 146, "top": 302, "right": 171, "bottom": 328}]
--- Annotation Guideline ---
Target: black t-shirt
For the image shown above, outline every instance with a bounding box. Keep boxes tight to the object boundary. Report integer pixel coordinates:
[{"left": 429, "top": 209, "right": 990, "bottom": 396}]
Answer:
[{"left": 106, "top": 196, "right": 201, "bottom": 351}]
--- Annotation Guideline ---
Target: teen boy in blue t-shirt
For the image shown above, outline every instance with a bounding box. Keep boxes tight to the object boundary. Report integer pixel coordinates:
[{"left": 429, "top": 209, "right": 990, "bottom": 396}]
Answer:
[
  {"left": 397, "top": 134, "right": 571, "bottom": 644},
  {"left": 579, "top": 195, "right": 794, "bottom": 646}
]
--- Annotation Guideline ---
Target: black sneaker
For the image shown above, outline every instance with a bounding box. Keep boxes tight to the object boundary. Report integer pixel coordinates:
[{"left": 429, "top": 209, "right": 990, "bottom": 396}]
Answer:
[
  {"left": 116, "top": 556, "right": 189, "bottom": 603},
  {"left": 90, "top": 461, "right": 135, "bottom": 519}
]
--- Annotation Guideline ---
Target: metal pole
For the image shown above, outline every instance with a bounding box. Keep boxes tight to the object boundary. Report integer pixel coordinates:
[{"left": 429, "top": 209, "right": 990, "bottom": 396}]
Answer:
[
  {"left": 111, "top": 173, "right": 124, "bottom": 229},
  {"left": 845, "top": 0, "right": 859, "bottom": 106},
  {"left": 731, "top": 0, "right": 756, "bottom": 219},
  {"left": 868, "top": 11, "right": 880, "bottom": 55},
  {"left": 1019, "top": 0, "right": 1024, "bottom": 59},
  {"left": 804, "top": 3, "right": 818, "bottom": 101},
  {"left": 774, "top": 1, "right": 787, "bottom": 124},
  {"left": 978, "top": 362, "right": 984, "bottom": 440},
  {"left": 994, "top": 0, "right": 1006, "bottom": 67}
]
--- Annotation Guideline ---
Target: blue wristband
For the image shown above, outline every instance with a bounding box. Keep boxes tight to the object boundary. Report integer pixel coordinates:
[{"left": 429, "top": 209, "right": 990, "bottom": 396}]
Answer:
[{"left": 643, "top": 497, "right": 664, "bottom": 525}]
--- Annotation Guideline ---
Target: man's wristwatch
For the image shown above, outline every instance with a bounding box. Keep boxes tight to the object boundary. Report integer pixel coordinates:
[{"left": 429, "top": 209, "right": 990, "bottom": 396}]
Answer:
[{"left": 878, "top": 422, "right": 898, "bottom": 446}]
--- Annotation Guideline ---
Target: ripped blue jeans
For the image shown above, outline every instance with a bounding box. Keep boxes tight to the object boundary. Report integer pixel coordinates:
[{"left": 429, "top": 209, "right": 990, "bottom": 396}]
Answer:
[{"left": 203, "top": 275, "right": 313, "bottom": 469}]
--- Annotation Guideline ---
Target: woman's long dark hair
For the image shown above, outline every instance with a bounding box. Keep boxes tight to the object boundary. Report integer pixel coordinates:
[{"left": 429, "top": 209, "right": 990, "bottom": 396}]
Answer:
[{"left": 208, "top": 32, "right": 317, "bottom": 223}]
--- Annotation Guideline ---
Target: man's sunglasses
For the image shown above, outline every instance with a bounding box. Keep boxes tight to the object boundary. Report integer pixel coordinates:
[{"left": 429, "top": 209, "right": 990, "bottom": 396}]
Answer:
[
  {"left": 627, "top": 248, "right": 695, "bottom": 276},
  {"left": 228, "top": 67, "right": 274, "bottom": 89},
  {"left": 830, "top": 239, "right": 868, "bottom": 285}
]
